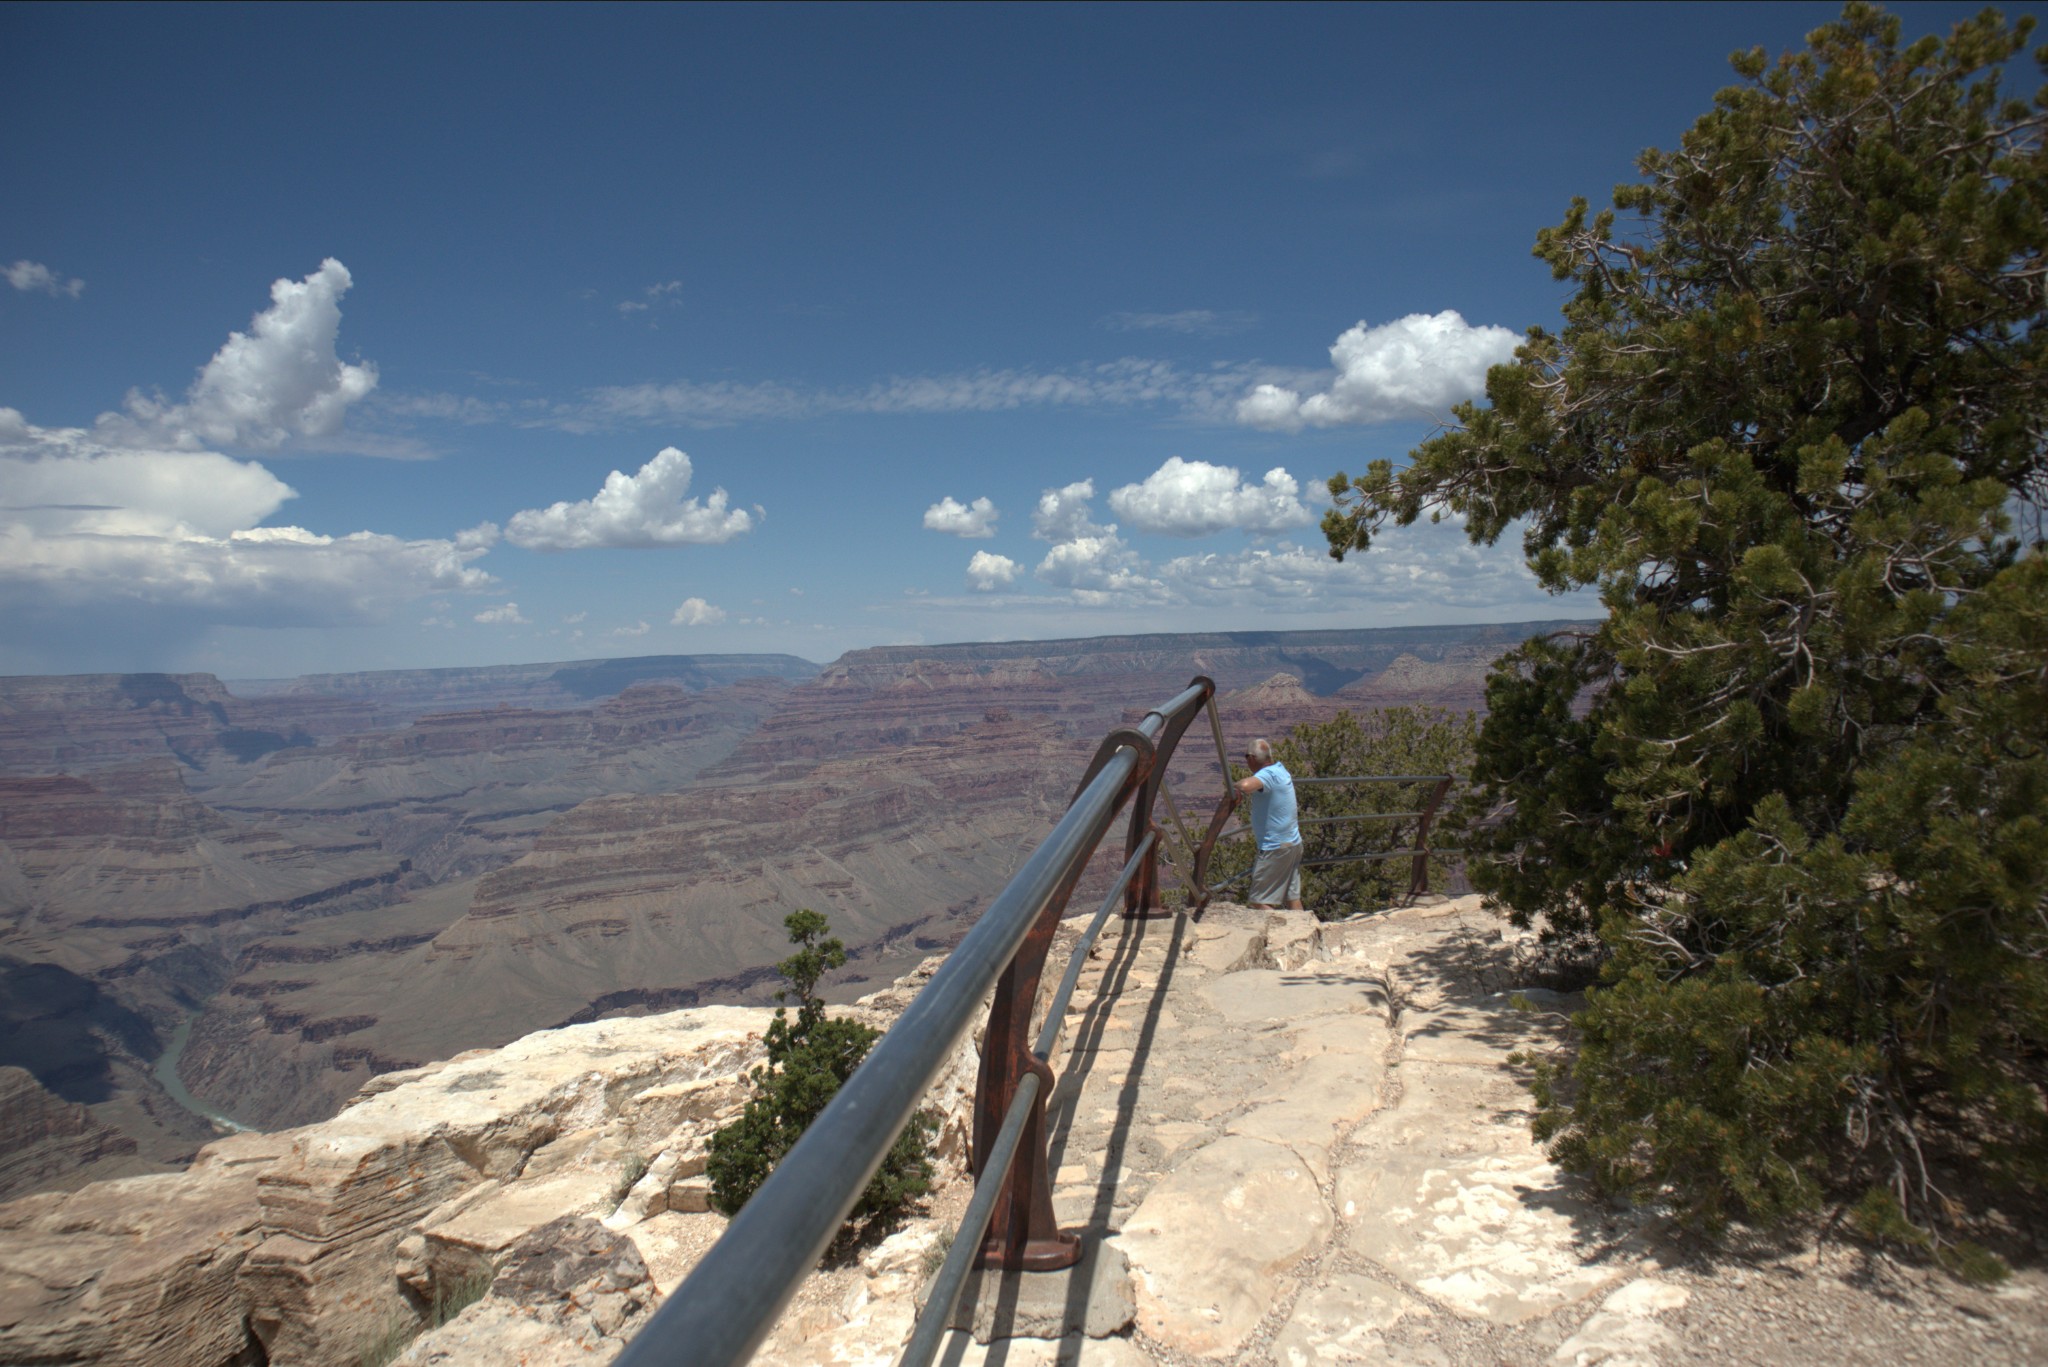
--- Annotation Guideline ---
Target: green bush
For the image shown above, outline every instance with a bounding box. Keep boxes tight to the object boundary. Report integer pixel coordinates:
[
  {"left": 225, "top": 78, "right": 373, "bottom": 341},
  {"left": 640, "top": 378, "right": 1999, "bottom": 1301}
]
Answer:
[
  {"left": 1323, "top": 3, "right": 2046, "bottom": 1262},
  {"left": 706, "top": 910, "right": 937, "bottom": 1228},
  {"left": 1212, "top": 706, "right": 1476, "bottom": 919}
]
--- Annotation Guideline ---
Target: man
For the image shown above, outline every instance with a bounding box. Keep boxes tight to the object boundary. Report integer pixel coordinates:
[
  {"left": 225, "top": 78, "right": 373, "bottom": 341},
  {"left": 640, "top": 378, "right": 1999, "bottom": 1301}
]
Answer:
[{"left": 1234, "top": 738, "right": 1304, "bottom": 911}]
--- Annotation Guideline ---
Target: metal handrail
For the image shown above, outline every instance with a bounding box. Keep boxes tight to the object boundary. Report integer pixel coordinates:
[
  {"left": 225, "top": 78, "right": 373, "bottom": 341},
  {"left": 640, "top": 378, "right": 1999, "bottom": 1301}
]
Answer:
[
  {"left": 898, "top": 831, "right": 1157, "bottom": 1367},
  {"left": 1191, "top": 772, "right": 1458, "bottom": 907},
  {"left": 612, "top": 679, "right": 1216, "bottom": 1367},
  {"left": 1291, "top": 774, "right": 1451, "bottom": 785}
]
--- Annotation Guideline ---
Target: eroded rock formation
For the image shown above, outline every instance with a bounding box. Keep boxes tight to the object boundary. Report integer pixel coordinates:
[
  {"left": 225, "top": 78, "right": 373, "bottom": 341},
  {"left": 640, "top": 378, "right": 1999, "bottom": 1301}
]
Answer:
[{"left": 0, "top": 626, "right": 1577, "bottom": 1195}]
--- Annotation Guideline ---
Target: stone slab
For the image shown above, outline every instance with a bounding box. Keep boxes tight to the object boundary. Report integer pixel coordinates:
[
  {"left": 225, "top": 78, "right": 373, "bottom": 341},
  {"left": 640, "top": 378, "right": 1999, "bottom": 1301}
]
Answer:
[
  {"left": 1114, "top": 1134, "right": 1332, "bottom": 1358},
  {"left": 1228, "top": 1036, "right": 1392, "bottom": 1181},
  {"left": 1183, "top": 925, "right": 1268, "bottom": 975},
  {"left": 1200, "top": 970, "right": 1387, "bottom": 1026},
  {"left": 936, "top": 1331, "right": 1158, "bottom": 1366},
  {"left": 1342, "top": 1062, "right": 1535, "bottom": 1164},
  {"left": 1270, "top": 1273, "right": 1423, "bottom": 1367},
  {"left": 1551, "top": 1278, "right": 1689, "bottom": 1366},
  {"left": 1399, "top": 994, "right": 1576, "bottom": 1067},
  {"left": 1342, "top": 1151, "right": 1628, "bottom": 1324},
  {"left": 934, "top": 1238, "right": 1135, "bottom": 1343}
]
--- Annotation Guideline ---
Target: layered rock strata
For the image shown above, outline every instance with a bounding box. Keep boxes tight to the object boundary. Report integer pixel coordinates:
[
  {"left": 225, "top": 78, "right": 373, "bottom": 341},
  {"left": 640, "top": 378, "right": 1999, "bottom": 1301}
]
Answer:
[{"left": 8, "top": 899, "right": 2044, "bottom": 1367}]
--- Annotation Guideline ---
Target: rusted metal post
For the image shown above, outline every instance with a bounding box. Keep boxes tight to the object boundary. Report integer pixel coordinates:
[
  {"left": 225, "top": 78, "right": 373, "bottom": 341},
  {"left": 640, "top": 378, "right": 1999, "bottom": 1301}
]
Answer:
[
  {"left": 972, "top": 723, "right": 1152, "bottom": 1269},
  {"left": 1205, "top": 695, "right": 1230, "bottom": 787},
  {"left": 1189, "top": 790, "right": 1238, "bottom": 912},
  {"left": 1121, "top": 678, "right": 1214, "bottom": 919},
  {"left": 971, "top": 890, "right": 1083, "bottom": 1270},
  {"left": 1409, "top": 777, "right": 1454, "bottom": 899}
]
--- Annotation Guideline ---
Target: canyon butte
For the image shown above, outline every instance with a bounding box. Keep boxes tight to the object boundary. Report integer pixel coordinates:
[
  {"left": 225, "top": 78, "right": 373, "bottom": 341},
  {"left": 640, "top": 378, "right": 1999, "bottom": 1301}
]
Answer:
[{"left": 0, "top": 621, "right": 1581, "bottom": 1200}]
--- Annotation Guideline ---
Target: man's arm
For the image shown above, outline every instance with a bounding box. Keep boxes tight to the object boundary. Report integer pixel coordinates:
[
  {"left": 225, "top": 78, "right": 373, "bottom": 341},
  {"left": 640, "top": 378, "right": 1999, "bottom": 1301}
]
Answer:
[{"left": 1235, "top": 773, "right": 1264, "bottom": 797}]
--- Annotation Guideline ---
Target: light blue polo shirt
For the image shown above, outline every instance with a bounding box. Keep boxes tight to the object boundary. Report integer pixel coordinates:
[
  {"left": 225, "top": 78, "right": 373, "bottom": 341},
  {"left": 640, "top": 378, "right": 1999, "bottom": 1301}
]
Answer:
[{"left": 1250, "top": 763, "right": 1300, "bottom": 851}]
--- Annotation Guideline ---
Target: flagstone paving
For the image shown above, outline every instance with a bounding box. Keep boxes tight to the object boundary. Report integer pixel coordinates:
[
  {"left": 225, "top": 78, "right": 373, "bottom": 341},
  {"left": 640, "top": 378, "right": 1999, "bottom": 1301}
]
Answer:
[{"left": 749, "top": 894, "right": 2048, "bottom": 1367}]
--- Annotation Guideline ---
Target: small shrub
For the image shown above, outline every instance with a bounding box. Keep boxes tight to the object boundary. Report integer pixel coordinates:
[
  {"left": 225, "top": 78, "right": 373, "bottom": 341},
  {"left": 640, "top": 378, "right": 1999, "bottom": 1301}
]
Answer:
[
  {"left": 1211, "top": 706, "right": 1476, "bottom": 917},
  {"left": 707, "top": 910, "right": 937, "bottom": 1228},
  {"left": 354, "top": 1264, "right": 496, "bottom": 1367},
  {"left": 919, "top": 1226, "right": 955, "bottom": 1280}
]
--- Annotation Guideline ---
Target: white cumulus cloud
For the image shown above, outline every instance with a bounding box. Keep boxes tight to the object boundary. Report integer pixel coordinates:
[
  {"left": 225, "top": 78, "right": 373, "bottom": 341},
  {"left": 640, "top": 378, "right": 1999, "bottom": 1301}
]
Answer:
[
  {"left": 0, "top": 412, "right": 491, "bottom": 640},
  {"left": 504, "top": 447, "right": 756, "bottom": 551},
  {"left": 474, "top": 602, "right": 528, "bottom": 625},
  {"left": 7, "top": 260, "right": 84, "bottom": 298},
  {"left": 1031, "top": 480, "right": 1108, "bottom": 544},
  {"left": 671, "top": 596, "right": 727, "bottom": 626},
  {"left": 1025, "top": 479, "right": 1164, "bottom": 603},
  {"left": 923, "top": 495, "right": 999, "bottom": 538},
  {"left": 1108, "top": 457, "right": 1312, "bottom": 537},
  {"left": 1236, "top": 310, "right": 1517, "bottom": 430},
  {"left": 966, "top": 551, "right": 1019, "bottom": 591},
  {"left": 100, "top": 258, "right": 378, "bottom": 450}
]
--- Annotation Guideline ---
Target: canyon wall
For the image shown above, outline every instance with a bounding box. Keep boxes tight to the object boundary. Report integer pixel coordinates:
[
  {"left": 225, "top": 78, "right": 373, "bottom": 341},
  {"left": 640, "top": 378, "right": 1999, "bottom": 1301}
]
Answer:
[{"left": 0, "top": 624, "right": 1583, "bottom": 1195}]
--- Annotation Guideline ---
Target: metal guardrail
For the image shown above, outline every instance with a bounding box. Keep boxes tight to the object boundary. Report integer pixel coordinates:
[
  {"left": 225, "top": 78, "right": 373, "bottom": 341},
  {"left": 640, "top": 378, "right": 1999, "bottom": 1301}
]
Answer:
[
  {"left": 613, "top": 678, "right": 1221, "bottom": 1367},
  {"left": 1191, "top": 772, "right": 1457, "bottom": 907}
]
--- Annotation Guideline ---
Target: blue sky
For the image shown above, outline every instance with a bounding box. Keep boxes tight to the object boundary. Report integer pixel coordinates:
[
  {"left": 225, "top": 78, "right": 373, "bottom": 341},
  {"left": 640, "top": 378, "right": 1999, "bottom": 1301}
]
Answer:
[{"left": 0, "top": 1, "right": 2022, "bottom": 677}]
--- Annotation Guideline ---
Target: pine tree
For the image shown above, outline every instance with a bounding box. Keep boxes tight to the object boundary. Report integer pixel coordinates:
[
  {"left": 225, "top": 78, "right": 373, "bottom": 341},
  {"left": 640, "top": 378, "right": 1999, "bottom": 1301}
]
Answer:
[
  {"left": 1323, "top": 4, "right": 2047, "bottom": 1262},
  {"left": 706, "top": 910, "right": 936, "bottom": 1226}
]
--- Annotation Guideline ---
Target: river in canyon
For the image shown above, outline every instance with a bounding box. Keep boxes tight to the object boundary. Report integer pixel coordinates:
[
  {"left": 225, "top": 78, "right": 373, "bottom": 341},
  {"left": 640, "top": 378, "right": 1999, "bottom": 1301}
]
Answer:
[{"left": 153, "top": 1014, "right": 254, "bottom": 1134}]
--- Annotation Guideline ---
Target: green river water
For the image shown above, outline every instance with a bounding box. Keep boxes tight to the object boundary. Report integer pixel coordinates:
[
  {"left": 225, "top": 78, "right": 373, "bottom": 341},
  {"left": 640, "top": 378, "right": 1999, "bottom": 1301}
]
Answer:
[{"left": 152, "top": 1014, "right": 255, "bottom": 1133}]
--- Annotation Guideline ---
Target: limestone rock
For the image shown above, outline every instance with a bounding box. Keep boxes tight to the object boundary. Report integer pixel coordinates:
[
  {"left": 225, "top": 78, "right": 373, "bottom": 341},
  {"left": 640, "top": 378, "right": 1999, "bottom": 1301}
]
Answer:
[
  {"left": 1552, "top": 1279, "right": 1690, "bottom": 1366},
  {"left": 1271, "top": 1274, "right": 1420, "bottom": 1367},
  {"left": 603, "top": 1147, "right": 683, "bottom": 1229},
  {"left": 1199, "top": 968, "right": 1386, "bottom": 1026},
  {"left": 238, "top": 1006, "right": 766, "bottom": 1367},
  {"left": 0, "top": 1165, "right": 267, "bottom": 1367},
  {"left": 933, "top": 1239, "right": 1134, "bottom": 1344},
  {"left": 936, "top": 1332, "right": 1158, "bottom": 1366},
  {"left": 1226, "top": 1033, "right": 1391, "bottom": 1183},
  {"left": 1342, "top": 1150, "right": 1627, "bottom": 1324},
  {"left": 668, "top": 1174, "right": 714, "bottom": 1214},
  {"left": 394, "top": 1215, "right": 658, "bottom": 1366},
  {"left": 1114, "top": 1134, "right": 1332, "bottom": 1357}
]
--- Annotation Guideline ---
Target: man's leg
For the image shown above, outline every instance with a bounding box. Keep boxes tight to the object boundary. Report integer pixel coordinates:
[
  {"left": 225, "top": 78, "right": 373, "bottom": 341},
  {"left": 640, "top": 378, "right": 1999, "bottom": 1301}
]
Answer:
[
  {"left": 1248, "top": 844, "right": 1286, "bottom": 909},
  {"left": 1251, "top": 842, "right": 1303, "bottom": 911},
  {"left": 1286, "top": 849, "right": 1305, "bottom": 911}
]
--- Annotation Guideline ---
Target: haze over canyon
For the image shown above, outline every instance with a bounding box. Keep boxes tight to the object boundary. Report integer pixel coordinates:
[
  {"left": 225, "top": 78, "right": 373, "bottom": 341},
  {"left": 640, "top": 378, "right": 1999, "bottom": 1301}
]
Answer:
[{"left": 0, "top": 620, "right": 1584, "bottom": 1200}]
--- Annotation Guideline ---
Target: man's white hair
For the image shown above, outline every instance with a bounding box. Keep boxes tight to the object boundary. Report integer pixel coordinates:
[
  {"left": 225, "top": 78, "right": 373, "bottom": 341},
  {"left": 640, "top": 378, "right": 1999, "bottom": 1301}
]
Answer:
[{"left": 1248, "top": 738, "right": 1273, "bottom": 764}]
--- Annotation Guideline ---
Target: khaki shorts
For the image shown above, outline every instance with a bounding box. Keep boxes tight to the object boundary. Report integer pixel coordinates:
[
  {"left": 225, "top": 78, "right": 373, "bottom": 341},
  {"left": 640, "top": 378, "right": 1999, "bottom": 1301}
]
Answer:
[{"left": 1250, "top": 841, "right": 1304, "bottom": 906}]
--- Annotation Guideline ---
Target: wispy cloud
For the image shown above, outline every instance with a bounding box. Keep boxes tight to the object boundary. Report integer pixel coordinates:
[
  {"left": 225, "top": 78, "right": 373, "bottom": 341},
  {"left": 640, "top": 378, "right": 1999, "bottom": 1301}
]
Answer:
[
  {"left": 618, "top": 280, "right": 683, "bottom": 316},
  {"left": 561, "top": 358, "right": 1276, "bottom": 430},
  {"left": 1100, "top": 309, "right": 1258, "bottom": 337},
  {"left": 374, "top": 310, "right": 1506, "bottom": 440},
  {"left": 6, "top": 260, "right": 85, "bottom": 298}
]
